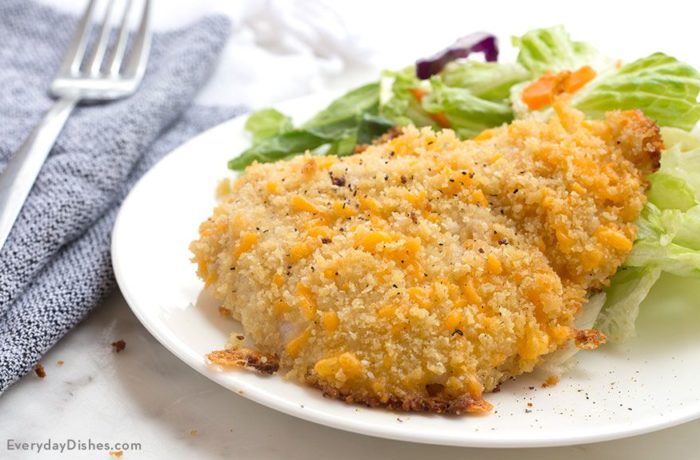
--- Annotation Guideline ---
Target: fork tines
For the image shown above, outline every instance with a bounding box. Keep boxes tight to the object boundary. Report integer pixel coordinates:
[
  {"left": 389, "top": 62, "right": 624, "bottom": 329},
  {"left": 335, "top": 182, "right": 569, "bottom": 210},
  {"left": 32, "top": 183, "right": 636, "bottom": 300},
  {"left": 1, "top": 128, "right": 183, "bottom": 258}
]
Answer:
[{"left": 58, "top": 0, "right": 150, "bottom": 79}]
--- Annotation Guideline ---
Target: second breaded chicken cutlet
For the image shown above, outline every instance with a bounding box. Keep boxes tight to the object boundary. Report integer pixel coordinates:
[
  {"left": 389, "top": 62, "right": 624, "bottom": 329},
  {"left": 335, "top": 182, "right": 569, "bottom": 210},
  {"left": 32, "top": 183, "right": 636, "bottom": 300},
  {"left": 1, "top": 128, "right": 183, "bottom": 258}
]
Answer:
[{"left": 192, "top": 102, "right": 662, "bottom": 414}]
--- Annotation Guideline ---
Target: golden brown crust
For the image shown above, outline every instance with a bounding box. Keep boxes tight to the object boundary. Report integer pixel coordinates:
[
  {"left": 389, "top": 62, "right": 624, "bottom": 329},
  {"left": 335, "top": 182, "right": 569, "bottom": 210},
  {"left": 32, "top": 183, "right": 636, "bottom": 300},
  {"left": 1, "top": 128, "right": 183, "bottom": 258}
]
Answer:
[
  {"left": 311, "top": 379, "right": 493, "bottom": 415},
  {"left": 194, "top": 104, "right": 659, "bottom": 415},
  {"left": 605, "top": 109, "right": 663, "bottom": 175},
  {"left": 575, "top": 328, "right": 607, "bottom": 350},
  {"left": 207, "top": 348, "right": 280, "bottom": 375},
  {"left": 354, "top": 126, "right": 402, "bottom": 154}
]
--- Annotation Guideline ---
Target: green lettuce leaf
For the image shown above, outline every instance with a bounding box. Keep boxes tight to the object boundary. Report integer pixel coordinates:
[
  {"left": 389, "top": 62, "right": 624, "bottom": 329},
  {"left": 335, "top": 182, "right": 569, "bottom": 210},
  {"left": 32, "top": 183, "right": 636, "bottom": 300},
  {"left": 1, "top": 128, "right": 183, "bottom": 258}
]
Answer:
[
  {"left": 441, "top": 61, "right": 530, "bottom": 100},
  {"left": 244, "top": 109, "right": 293, "bottom": 142},
  {"left": 421, "top": 79, "right": 514, "bottom": 138},
  {"left": 228, "top": 130, "right": 329, "bottom": 170},
  {"left": 229, "top": 84, "right": 393, "bottom": 170},
  {"left": 646, "top": 173, "right": 696, "bottom": 211},
  {"left": 596, "top": 266, "right": 662, "bottom": 342},
  {"left": 513, "top": 25, "right": 599, "bottom": 74},
  {"left": 575, "top": 53, "right": 700, "bottom": 130},
  {"left": 356, "top": 113, "right": 395, "bottom": 145},
  {"left": 661, "top": 126, "right": 700, "bottom": 151},
  {"left": 303, "top": 82, "right": 380, "bottom": 128},
  {"left": 379, "top": 68, "right": 437, "bottom": 128}
]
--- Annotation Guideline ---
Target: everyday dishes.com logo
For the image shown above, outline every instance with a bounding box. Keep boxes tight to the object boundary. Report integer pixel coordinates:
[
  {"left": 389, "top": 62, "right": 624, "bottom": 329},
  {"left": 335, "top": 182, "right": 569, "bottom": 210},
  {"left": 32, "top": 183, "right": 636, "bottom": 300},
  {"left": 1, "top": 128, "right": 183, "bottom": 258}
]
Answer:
[{"left": 5, "top": 438, "right": 142, "bottom": 455}]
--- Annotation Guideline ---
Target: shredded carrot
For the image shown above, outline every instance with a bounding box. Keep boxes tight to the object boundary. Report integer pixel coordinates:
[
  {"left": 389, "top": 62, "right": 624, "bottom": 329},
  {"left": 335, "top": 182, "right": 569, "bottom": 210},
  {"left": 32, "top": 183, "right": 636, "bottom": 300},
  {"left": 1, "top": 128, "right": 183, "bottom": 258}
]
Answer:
[
  {"left": 409, "top": 87, "right": 451, "bottom": 128},
  {"left": 430, "top": 112, "right": 451, "bottom": 128},
  {"left": 564, "top": 65, "right": 596, "bottom": 93},
  {"left": 409, "top": 87, "right": 428, "bottom": 102},
  {"left": 521, "top": 72, "right": 562, "bottom": 110},
  {"left": 522, "top": 66, "right": 597, "bottom": 111}
]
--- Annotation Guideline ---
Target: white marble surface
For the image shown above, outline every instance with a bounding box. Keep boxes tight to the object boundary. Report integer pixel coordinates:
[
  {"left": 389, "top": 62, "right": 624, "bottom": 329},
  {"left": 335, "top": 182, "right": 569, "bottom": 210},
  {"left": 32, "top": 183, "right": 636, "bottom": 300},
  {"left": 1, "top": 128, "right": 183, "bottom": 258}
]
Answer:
[{"left": 3, "top": 0, "right": 700, "bottom": 458}]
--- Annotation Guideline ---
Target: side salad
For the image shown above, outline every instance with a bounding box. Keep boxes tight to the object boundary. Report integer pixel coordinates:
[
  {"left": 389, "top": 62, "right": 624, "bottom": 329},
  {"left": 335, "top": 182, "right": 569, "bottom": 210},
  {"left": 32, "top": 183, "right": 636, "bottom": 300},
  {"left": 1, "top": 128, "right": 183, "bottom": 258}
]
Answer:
[{"left": 229, "top": 26, "right": 700, "bottom": 344}]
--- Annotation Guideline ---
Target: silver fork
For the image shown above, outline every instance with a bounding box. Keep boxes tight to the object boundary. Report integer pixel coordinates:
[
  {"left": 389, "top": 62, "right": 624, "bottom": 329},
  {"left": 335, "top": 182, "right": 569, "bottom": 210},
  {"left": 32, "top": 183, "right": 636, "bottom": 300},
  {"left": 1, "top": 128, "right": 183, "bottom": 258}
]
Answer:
[{"left": 0, "top": 0, "right": 151, "bottom": 251}]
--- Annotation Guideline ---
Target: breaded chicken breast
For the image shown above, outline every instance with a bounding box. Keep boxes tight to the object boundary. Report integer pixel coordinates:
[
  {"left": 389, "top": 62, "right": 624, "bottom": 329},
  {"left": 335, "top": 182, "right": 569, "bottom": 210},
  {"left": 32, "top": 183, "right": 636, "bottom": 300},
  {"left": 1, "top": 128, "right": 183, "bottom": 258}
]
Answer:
[{"left": 191, "top": 103, "right": 661, "bottom": 414}]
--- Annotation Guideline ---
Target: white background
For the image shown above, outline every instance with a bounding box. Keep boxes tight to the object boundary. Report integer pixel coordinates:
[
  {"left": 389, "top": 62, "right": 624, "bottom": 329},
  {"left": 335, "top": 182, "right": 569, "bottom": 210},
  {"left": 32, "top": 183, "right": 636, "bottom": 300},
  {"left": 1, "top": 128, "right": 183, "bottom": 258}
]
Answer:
[{"left": 2, "top": 0, "right": 700, "bottom": 458}]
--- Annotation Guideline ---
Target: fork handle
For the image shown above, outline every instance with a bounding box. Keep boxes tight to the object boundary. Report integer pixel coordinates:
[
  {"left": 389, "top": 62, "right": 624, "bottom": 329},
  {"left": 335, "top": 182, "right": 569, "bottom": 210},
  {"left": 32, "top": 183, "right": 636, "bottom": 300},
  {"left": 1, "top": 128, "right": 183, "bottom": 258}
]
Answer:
[{"left": 0, "top": 97, "right": 78, "bottom": 251}]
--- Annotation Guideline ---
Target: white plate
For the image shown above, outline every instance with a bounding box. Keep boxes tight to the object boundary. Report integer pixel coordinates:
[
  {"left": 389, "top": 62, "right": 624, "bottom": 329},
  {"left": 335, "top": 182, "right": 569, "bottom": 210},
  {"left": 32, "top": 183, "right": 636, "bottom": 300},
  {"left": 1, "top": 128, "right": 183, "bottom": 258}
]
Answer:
[{"left": 112, "top": 93, "right": 700, "bottom": 448}]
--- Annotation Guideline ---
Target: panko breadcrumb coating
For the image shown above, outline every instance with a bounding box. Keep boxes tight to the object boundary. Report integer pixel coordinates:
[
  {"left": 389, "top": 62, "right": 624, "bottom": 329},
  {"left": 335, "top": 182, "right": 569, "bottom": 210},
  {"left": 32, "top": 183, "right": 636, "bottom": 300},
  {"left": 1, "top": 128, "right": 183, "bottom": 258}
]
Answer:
[{"left": 191, "top": 103, "right": 661, "bottom": 414}]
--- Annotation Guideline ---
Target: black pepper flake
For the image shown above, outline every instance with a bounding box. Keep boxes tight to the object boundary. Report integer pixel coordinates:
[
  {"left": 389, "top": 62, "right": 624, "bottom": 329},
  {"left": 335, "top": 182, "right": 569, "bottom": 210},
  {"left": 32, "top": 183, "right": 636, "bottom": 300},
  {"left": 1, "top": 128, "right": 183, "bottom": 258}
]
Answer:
[
  {"left": 331, "top": 175, "right": 346, "bottom": 187},
  {"left": 451, "top": 329, "right": 464, "bottom": 336},
  {"left": 478, "top": 248, "right": 485, "bottom": 254},
  {"left": 513, "top": 188, "right": 519, "bottom": 194},
  {"left": 321, "top": 237, "right": 331, "bottom": 244},
  {"left": 498, "top": 239, "right": 508, "bottom": 245},
  {"left": 236, "top": 335, "right": 245, "bottom": 340},
  {"left": 400, "top": 175, "right": 407, "bottom": 184},
  {"left": 384, "top": 175, "right": 389, "bottom": 181}
]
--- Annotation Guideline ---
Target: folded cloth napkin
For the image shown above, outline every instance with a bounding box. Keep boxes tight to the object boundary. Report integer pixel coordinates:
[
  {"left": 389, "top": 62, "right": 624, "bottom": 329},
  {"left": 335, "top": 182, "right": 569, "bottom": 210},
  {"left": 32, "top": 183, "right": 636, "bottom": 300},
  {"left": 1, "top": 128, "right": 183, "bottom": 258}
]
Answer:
[{"left": 0, "top": 0, "right": 244, "bottom": 393}]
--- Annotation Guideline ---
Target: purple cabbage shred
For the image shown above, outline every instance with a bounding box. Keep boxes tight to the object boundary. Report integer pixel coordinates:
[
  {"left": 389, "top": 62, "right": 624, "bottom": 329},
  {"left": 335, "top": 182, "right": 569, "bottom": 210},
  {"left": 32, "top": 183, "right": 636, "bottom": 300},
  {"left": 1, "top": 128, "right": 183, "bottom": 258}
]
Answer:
[{"left": 416, "top": 32, "right": 499, "bottom": 79}]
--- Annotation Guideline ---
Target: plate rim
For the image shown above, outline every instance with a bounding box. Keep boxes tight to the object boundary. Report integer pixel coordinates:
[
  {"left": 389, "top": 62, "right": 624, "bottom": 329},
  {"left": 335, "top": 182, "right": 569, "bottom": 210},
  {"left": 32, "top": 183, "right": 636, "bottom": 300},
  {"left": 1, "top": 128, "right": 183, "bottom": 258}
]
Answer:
[{"left": 112, "top": 93, "right": 700, "bottom": 448}]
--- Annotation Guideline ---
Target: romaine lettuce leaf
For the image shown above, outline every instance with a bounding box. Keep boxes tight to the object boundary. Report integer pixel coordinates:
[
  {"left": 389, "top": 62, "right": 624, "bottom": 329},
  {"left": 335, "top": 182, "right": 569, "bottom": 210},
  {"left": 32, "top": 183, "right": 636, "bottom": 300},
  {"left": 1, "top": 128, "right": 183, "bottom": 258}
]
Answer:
[
  {"left": 646, "top": 173, "right": 696, "bottom": 211},
  {"left": 380, "top": 65, "right": 519, "bottom": 138},
  {"left": 230, "top": 84, "right": 393, "bottom": 170},
  {"left": 303, "top": 82, "right": 380, "bottom": 128},
  {"left": 421, "top": 79, "right": 513, "bottom": 138},
  {"left": 625, "top": 205, "right": 700, "bottom": 276},
  {"left": 596, "top": 266, "right": 662, "bottom": 342},
  {"left": 379, "top": 68, "right": 437, "bottom": 128},
  {"left": 513, "top": 25, "right": 599, "bottom": 74},
  {"left": 441, "top": 61, "right": 530, "bottom": 100},
  {"left": 244, "top": 109, "right": 293, "bottom": 142},
  {"left": 575, "top": 53, "right": 700, "bottom": 130}
]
